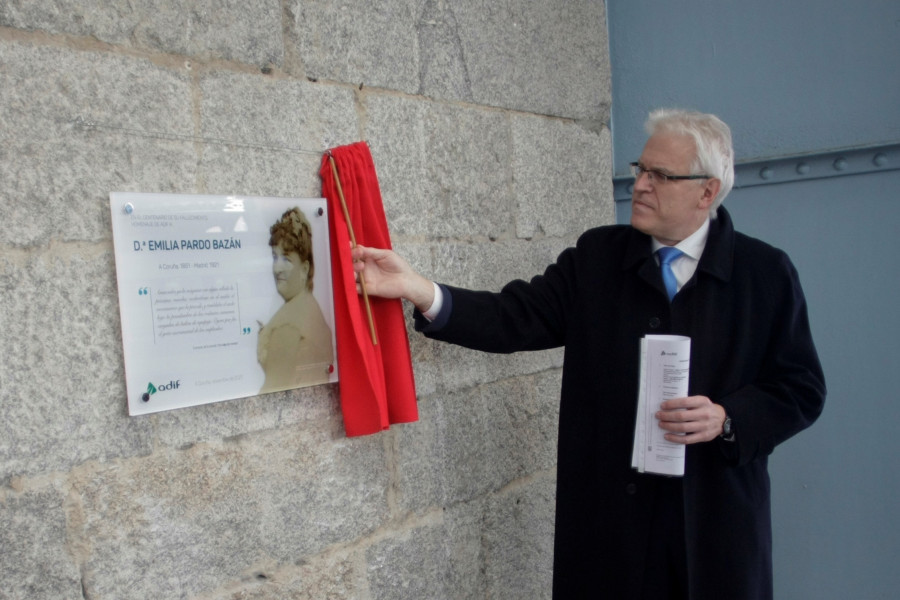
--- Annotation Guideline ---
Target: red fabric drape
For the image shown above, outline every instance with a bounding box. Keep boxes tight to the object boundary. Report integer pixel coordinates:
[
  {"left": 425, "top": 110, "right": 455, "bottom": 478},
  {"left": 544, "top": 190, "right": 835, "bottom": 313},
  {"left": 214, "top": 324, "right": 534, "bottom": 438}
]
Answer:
[{"left": 319, "top": 142, "right": 418, "bottom": 436}]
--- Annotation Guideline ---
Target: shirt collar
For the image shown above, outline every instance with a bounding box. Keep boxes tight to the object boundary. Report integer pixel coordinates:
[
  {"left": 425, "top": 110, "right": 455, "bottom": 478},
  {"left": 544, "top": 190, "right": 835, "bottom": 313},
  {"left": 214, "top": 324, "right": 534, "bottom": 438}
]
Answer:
[{"left": 651, "top": 218, "right": 710, "bottom": 260}]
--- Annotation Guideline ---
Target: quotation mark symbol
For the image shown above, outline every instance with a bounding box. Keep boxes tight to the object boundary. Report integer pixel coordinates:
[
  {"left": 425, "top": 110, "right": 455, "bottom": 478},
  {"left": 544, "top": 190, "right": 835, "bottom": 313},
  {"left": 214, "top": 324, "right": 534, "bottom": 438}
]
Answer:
[
  {"left": 242, "top": 327, "right": 252, "bottom": 335},
  {"left": 138, "top": 287, "right": 150, "bottom": 295}
]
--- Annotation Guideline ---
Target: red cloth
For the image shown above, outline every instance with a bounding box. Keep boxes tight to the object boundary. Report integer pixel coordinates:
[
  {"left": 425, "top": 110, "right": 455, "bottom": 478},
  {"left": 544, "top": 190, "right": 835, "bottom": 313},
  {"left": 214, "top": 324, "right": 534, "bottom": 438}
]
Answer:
[{"left": 319, "top": 142, "right": 418, "bottom": 436}]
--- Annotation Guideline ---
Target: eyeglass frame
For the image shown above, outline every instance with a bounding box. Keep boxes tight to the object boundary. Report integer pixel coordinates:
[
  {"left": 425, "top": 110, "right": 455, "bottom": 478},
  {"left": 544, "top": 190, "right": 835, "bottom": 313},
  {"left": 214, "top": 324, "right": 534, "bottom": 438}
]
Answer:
[{"left": 630, "top": 162, "right": 711, "bottom": 184}]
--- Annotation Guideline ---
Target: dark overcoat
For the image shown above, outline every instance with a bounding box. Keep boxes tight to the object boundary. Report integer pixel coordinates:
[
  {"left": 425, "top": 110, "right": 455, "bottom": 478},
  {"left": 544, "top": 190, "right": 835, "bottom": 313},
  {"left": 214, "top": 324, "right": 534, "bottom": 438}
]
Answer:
[{"left": 415, "top": 208, "right": 825, "bottom": 599}]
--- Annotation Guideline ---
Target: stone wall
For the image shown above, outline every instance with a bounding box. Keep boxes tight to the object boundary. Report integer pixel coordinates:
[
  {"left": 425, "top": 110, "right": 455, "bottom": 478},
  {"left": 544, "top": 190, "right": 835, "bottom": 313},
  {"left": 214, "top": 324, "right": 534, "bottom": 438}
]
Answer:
[{"left": 0, "top": 1, "right": 613, "bottom": 598}]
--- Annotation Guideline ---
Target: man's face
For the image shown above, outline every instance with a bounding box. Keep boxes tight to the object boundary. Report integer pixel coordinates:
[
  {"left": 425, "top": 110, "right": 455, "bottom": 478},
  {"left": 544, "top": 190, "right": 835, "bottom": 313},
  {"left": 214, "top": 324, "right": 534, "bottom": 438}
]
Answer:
[{"left": 630, "top": 133, "right": 719, "bottom": 245}]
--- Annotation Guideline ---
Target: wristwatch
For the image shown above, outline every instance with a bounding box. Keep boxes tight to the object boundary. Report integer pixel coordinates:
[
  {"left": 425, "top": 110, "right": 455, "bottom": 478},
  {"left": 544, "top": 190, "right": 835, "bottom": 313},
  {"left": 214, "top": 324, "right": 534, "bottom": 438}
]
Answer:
[{"left": 720, "top": 415, "right": 735, "bottom": 442}]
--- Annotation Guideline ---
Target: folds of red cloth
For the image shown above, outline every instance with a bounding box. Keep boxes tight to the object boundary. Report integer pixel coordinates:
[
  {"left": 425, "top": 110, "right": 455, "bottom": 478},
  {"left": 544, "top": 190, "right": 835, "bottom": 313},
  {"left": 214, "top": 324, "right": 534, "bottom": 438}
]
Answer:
[{"left": 319, "top": 142, "right": 418, "bottom": 436}]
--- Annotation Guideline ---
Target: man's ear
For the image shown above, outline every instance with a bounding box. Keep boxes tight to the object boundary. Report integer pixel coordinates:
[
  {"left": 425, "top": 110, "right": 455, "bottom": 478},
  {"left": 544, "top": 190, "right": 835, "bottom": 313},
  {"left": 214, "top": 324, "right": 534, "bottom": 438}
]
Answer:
[{"left": 698, "top": 178, "right": 721, "bottom": 210}]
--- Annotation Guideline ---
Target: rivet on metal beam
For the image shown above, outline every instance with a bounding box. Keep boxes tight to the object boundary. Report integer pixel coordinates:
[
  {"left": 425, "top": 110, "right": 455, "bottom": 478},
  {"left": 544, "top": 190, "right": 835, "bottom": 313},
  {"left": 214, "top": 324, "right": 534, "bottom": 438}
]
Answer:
[
  {"left": 759, "top": 167, "right": 774, "bottom": 180},
  {"left": 873, "top": 153, "right": 888, "bottom": 168},
  {"left": 796, "top": 162, "right": 810, "bottom": 175},
  {"left": 833, "top": 157, "right": 848, "bottom": 171}
]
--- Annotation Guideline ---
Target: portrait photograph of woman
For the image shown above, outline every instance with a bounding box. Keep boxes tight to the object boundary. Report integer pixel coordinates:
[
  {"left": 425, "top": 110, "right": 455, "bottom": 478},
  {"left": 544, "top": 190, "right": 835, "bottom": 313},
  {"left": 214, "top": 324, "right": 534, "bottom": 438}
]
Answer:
[{"left": 257, "top": 207, "right": 335, "bottom": 393}]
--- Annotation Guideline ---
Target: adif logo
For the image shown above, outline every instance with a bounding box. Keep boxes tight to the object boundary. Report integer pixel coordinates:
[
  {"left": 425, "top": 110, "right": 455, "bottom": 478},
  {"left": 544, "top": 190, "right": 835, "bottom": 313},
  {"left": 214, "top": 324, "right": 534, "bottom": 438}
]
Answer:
[{"left": 141, "top": 380, "right": 180, "bottom": 402}]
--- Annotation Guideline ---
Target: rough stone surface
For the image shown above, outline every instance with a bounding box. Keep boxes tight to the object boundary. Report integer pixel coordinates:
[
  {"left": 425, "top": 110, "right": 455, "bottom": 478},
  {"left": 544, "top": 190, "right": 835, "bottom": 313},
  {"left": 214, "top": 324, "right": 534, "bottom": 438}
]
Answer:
[
  {"left": 366, "top": 503, "right": 486, "bottom": 600},
  {"left": 149, "top": 382, "right": 345, "bottom": 451},
  {"left": 0, "top": 485, "right": 83, "bottom": 599},
  {"left": 394, "top": 370, "right": 560, "bottom": 515},
  {"left": 0, "top": 250, "right": 154, "bottom": 480},
  {"left": 292, "top": 0, "right": 610, "bottom": 120},
  {"left": 198, "top": 547, "right": 368, "bottom": 599},
  {"left": 452, "top": 0, "right": 611, "bottom": 120},
  {"left": 416, "top": 0, "right": 474, "bottom": 103},
  {"left": 0, "top": 41, "right": 196, "bottom": 247},
  {"left": 0, "top": 1, "right": 612, "bottom": 597},
  {"left": 511, "top": 113, "right": 615, "bottom": 239},
  {"left": 0, "top": 0, "right": 284, "bottom": 67},
  {"left": 365, "top": 94, "right": 517, "bottom": 240},
  {"left": 294, "top": 0, "right": 422, "bottom": 94},
  {"left": 75, "top": 429, "right": 389, "bottom": 599},
  {"left": 199, "top": 71, "right": 361, "bottom": 156},
  {"left": 196, "top": 71, "right": 360, "bottom": 197},
  {"left": 482, "top": 474, "right": 556, "bottom": 600}
]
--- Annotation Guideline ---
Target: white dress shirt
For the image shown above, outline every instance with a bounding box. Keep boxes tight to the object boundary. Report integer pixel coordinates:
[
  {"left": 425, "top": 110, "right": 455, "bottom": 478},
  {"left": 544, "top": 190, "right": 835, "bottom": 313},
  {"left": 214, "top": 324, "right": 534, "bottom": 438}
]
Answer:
[{"left": 651, "top": 218, "right": 710, "bottom": 295}]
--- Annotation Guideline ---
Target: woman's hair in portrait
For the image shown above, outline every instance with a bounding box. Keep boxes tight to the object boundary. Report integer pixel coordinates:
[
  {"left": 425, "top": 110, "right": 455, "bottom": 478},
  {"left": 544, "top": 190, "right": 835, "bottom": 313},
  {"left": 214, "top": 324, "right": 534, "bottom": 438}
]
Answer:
[{"left": 269, "top": 207, "right": 315, "bottom": 291}]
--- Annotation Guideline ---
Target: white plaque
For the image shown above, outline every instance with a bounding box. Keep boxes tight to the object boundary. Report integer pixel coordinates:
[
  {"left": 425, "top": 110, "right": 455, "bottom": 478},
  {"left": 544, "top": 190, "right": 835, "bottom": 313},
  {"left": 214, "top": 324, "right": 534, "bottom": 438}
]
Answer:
[{"left": 110, "top": 192, "right": 338, "bottom": 415}]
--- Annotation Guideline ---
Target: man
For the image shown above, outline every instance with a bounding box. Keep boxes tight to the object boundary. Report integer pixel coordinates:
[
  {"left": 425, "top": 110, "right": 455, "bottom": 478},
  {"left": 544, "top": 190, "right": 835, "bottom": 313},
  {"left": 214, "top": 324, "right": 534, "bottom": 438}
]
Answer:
[{"left": 351, "top": 109, "right": 825, "bottom": 599}]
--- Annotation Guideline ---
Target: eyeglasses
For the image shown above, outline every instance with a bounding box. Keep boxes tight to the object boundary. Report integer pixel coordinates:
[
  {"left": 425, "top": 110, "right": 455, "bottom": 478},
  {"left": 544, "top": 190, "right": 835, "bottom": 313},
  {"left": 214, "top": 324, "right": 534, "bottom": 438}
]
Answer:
[{"left": 630, "top": 162, "right": 710, "bottom": 184}]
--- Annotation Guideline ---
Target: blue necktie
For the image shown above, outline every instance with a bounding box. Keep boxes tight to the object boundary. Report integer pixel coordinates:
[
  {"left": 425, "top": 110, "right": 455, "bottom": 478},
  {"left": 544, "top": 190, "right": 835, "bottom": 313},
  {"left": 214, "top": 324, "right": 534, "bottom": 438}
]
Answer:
[{"left": 658, "top": 246, "right": 683, "bottom": 301}]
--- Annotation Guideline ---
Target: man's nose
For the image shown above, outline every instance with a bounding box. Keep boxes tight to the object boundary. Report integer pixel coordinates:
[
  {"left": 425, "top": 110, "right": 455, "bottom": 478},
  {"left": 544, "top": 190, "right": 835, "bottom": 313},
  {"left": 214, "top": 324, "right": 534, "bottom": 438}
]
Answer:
[{"left": 633, "top": 171, "right": 653, "bottom": 192}]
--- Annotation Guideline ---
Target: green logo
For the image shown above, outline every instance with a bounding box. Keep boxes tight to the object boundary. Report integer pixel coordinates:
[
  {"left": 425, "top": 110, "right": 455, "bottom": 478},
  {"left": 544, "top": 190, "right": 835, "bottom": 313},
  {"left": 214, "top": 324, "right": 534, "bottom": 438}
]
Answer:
[
  {"left": 141, "top": 380, "right": 179, "bottom": 403},
  {"left": 141, "top": 382, "right": 156, "bottom": 402}
]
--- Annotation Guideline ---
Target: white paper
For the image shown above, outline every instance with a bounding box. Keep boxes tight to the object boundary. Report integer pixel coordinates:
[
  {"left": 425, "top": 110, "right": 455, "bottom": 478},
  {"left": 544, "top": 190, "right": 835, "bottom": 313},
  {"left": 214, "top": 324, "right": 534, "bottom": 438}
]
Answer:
[{"left": 631, "top": 334, "right": 691, "bottom": 476}]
